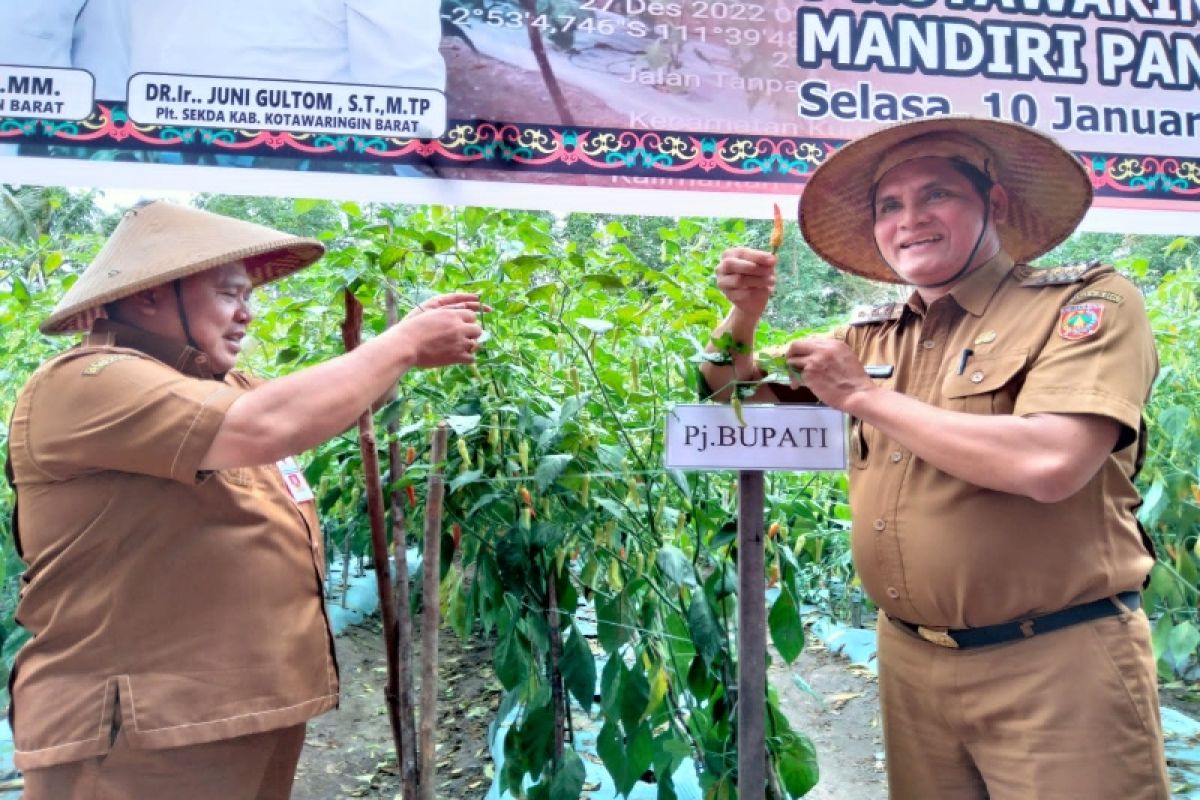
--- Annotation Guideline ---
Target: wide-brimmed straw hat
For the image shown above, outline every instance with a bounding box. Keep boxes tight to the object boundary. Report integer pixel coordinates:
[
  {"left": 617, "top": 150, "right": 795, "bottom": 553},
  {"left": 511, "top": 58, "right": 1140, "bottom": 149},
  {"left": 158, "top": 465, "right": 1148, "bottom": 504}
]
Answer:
[
  {"left": 798, "top": 116, "right": 1093, "bottom": 283},
  {"left": 41, "top": 201, "right": 326, "bottom": 334}
]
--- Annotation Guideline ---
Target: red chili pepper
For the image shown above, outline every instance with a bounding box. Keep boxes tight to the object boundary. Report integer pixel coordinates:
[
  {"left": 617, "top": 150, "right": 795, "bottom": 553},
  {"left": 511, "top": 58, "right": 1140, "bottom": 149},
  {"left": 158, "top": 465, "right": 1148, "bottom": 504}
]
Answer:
[
  {"left": 452, "top": 523, "right": 462, "bottom": 550},
  {"left": 405, "top": 446, "right": 417, "bottom": 465},
  {"left": 406, "top": 485, "right": 417, "bottom": 509},
  {"left": 769, "top": 202, "right": 784, "bottom": 254}
]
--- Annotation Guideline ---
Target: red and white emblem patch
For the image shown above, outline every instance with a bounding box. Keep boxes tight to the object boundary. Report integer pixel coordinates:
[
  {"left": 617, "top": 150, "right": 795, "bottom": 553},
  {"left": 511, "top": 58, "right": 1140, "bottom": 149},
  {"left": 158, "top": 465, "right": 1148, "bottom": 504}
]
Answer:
[{"left": 1058, "top": 303, "right": 1104, "bottom": 341}]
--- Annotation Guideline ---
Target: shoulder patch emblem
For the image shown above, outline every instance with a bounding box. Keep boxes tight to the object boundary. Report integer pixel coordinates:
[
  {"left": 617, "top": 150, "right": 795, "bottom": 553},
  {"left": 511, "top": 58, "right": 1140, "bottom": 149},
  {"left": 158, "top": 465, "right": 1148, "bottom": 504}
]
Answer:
[
  {"left": 849, "top": 303, "right": 903, "bottom": 326},
  {"left": 82, "top": 354, "right": 136, "bottom": 376},
  {"left": 1058, "top": 303, "right": 1104, "bottom": 340},
  {"left": 1069, "top": 288, "right": 1123, "bottom": 305},
  {"left": 1019, "top": 261, "right": 1100, "bottom": 287}
]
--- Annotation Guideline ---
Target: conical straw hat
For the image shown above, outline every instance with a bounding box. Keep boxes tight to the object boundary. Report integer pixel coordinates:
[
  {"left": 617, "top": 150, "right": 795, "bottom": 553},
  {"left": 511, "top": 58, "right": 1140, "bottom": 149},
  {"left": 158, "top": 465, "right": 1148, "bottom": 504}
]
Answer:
[
  {"left": 42, "top": 201, "right": 326, "bottom": 334},
  {"left": 798, "top": 116, "right": 1093, "bottom": 283}
]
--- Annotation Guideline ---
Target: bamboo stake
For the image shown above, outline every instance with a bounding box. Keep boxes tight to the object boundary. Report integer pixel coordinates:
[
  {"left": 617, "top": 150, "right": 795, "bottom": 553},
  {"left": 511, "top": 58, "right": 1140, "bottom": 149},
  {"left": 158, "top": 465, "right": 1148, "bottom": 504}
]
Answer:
[
  {"left": 385, "top": 291, "right": 420, "bottom": 799},
  {"left": 737, "top": 470, "right": 766, "bottom": 800},
  {"left": 340, "top": 291, "right": 406, "bottom": 775},
  {"left": 418, "top": 423, "right": 449, "bottom": 800}
]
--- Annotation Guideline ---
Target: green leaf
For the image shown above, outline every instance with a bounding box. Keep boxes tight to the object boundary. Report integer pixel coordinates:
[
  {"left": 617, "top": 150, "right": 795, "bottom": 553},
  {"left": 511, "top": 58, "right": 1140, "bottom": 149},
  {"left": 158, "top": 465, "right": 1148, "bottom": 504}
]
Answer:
[
  {"left": 560, "top": 624, "right": 597, "bottom": 712},
  {"left": 11, "top": 277, "right": 30, "bottom": 305},
  {"left": 768, "top": 586, "right": 805, "bottom": 664},
  {"left": 503, "top": 254, "right": 549, "bottom": 281},
  {"left": 655, "top": 545, "right": 696, "bottom": 589},
  {"left": 493, "top": 628, "right": 527, "bottom": 690},
  {"left": 596, "top": 720, "right": 628, "bottom": 795},
  {"left": 1137, "top": 480, "right": 1167, "bottom": 528},
  {"left": 378, "top": 244, "right": 408, "bottom": 270},
  {"left": 448, "top": 469, "right": 483, "bottom": 493},
  {"left": 624, "top": 722, "right": 654, "bottom": 793},
  {"left": 1151, "top": 614, "right": 1177, "bottom": 681},
  {"left": 535, "top": 454, "right": 573, "bottom": 490},
  {"left": 375, "top": 399, "right": 404, "bottom": 429},
  {"left": 666, "top": 468, "right": 691, "bottom": 499},
  {"left": 619, "top": 664, "right": 650, "bottom": 731},
  {"left": 526, "top": 283, "right": 558, "bottom": 303},
  {"left": 600, "top": 655, "right": 627, "bottom": 717},
  {"left": 582, "top": 272, "right": 625, "bottom": 289},
  {"left": 420, "top": 230, "right": 454, "bottom": 255},
  {"left": 549, "top": 749, "right": 586, "bottom": 800},
  {"left": 445, "top": 415, "right": 481, "bottom": 436},
  {"left": 292, "top": 198, "right": 322, "bottom": 215},
  {"left": 687, "top": 594, "right": 722, "bottom": 668},
  {"left": 1167, "top": 620, "right": 1200, "bottom": 667},
  {"left": 594, "top": 498, "right": 627, "bottom": 522},
  {"left": 519, "top": 700, "right": 556, "bottom": 769},
  {"left": 596, "top": 589, "right": 634, "bottom": 653},
  {"left": 577, "top": 317, "right": 614, "bottom": 335},
  {"left": 776, "top": 733, "right": 820, "bottom": 796}
]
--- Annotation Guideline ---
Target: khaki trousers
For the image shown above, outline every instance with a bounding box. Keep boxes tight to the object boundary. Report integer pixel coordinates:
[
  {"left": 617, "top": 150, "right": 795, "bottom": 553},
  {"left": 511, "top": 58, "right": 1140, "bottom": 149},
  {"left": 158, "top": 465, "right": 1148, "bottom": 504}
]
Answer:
[
  {"left": 21, "top": 723, "right": 307, "bottom": 800},
  {"left": 878, "top": 609, "right": 1169, "bottom": 800}
]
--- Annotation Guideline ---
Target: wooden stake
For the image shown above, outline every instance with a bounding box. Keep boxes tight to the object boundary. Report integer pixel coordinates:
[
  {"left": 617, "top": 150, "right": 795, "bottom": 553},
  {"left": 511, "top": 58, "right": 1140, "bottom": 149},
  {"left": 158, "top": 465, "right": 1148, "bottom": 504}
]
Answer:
[
  {"left": 340, "top": 291, "right": 405, "bottom": 777},
  {"left": 385, "top": 291, "right": 419, "bottom": 799},
  {"left": 737, "top": 470, "right": 766, "bottom": 800},
  {"left": 548, "top": 574, "right": 565, "bottom": 765},
  {"left": 418, "top": 423, "right": 449, "bottom": 800}
]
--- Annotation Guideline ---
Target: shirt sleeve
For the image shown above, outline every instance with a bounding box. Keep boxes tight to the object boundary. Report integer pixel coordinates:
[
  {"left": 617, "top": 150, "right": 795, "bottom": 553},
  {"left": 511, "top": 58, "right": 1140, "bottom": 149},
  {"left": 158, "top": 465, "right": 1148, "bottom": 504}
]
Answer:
[
  {"left": 1013, "top": 273, "right": 1158, "bottom": 450},
  {"left": 20, "top": 350, "right": 246, "bottom": 484}
]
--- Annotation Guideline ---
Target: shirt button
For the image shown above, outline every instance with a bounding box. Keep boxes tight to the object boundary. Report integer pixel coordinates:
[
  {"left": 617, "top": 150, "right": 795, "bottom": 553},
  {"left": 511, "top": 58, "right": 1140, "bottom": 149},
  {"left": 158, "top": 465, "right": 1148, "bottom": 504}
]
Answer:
[
  {"left": 886, "top": 587, "right": 900, "bottom": 599},
  {"left": 890, "top": 451, "right": 903, "bottom": 463},
  {"left": 970, "top": 370, "right": 985, "bottom": 383},
  {"left": 195, "top": 354, "right": 208, "bottom": 365},
  {"left": 873, "top": 518, "right": 886, "bottom": 531},
  {"left": 921, "top": 339, "right": 936, "bottom": 350}
]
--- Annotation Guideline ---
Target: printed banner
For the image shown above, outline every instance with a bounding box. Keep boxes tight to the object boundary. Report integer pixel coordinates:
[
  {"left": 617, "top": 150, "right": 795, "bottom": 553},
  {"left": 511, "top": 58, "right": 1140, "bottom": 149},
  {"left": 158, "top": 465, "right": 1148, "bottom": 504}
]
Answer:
[{"left": 0, "top": 0, "right": 1196, "bottom": 228}]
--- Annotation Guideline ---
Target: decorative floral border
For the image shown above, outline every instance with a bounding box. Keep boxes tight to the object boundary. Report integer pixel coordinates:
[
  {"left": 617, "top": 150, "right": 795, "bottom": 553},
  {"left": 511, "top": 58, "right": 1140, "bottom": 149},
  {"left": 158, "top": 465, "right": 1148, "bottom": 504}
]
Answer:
[{"left": 2, "top": 104, "right": 1197, "bottom": 200}]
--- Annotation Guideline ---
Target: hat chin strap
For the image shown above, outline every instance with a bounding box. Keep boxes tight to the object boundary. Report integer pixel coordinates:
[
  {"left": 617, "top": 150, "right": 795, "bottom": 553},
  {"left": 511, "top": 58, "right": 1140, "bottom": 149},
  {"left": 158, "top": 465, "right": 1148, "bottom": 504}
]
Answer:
[
  {"left": 878, "top": 201, "right": 992, "bottom": 290},
  {"left": 172, "top": 279, "right": 203, "bottom": 353}
]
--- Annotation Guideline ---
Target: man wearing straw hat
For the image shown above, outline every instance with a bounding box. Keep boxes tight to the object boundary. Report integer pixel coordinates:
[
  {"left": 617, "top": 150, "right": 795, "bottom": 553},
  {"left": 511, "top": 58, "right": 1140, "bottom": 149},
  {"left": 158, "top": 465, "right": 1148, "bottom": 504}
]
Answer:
[
  {"left": 702, "top": 117, "right": 1167, "bottom": 798},
  {"left": 5, "top": 201, "right": 484, "bottom": 798}
]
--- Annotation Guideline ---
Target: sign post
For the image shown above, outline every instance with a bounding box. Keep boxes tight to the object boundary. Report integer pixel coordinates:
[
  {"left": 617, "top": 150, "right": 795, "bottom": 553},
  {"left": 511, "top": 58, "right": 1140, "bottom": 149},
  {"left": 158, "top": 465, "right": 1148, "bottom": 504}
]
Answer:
[{"left": 666, "top": 403, "right": 847, "bottom": 800}]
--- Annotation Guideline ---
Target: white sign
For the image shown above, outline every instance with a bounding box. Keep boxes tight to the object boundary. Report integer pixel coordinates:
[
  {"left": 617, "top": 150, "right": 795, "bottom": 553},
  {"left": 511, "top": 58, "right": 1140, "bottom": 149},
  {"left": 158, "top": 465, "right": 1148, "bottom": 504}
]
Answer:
[
  {"left": 665, "top": 404, "right": 848, "bottom": 472},
  {"left": 127, "top": 73, "right": 446, "bottom": 138},
  {"left": 0, "top": 66, "right": 94, "bottom": 120}
]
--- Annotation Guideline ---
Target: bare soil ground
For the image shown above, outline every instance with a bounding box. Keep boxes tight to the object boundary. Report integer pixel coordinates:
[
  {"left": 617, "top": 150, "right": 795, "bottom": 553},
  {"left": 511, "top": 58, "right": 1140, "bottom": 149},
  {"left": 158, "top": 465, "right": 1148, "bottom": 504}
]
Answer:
[
  {"left": 292, "top": 620, "right": 497, "bottom": 800},
  {"left": 293, "top": 619, "right": 888, "bottom": 800}
]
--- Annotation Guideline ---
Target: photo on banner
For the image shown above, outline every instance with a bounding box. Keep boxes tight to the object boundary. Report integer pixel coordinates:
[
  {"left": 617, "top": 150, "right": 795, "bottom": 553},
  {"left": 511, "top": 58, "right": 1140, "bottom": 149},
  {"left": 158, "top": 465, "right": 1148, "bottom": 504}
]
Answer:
[{"left": 0, "top": 0, "right": 1196, "bottom": 227}]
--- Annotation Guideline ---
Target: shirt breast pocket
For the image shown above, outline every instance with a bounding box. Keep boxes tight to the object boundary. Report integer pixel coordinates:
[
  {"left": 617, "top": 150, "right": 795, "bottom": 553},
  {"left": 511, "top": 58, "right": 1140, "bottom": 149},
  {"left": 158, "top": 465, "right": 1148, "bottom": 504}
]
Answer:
[{"left": 941, "top": 349, "right": 1028, "bottom": 415}]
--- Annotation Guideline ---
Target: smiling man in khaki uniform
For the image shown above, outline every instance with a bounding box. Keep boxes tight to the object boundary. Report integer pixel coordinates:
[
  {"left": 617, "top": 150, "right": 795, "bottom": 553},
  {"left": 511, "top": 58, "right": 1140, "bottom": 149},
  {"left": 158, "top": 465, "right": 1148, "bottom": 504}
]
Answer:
[
  {"left": 6, "top": 201, "right": 485, "bottom": 799},
  {"left": 701, "top": 117, "right": 1168, "bottom": 799}
]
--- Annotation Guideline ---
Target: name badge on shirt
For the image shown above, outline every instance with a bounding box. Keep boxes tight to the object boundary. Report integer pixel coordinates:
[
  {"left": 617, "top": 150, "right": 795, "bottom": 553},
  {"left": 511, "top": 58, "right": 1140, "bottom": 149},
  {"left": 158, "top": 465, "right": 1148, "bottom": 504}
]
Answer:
[{"left": 276, "top": 456, "right": 315, "bottom": 504}]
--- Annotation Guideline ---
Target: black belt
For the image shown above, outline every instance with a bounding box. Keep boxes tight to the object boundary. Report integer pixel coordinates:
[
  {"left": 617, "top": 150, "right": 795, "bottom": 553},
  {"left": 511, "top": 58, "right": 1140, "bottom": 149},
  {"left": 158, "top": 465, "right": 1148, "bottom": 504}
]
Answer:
[{"left": 891, "top": 591, "right": 1141, "bottom": 650}]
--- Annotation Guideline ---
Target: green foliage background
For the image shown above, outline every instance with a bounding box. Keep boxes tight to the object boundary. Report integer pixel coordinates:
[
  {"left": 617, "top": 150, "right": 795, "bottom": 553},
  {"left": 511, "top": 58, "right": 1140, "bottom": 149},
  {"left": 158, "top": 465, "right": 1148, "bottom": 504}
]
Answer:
[{"left": 0, "top": 186, "right": 1196, "bottom": 798}]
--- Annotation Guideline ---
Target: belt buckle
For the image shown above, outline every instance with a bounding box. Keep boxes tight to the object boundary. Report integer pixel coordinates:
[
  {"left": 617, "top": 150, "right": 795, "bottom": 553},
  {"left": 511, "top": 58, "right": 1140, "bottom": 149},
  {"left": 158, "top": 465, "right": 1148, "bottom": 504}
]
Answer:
[{"left": 917, "top": 625, "right": 960, "bottom": 648}]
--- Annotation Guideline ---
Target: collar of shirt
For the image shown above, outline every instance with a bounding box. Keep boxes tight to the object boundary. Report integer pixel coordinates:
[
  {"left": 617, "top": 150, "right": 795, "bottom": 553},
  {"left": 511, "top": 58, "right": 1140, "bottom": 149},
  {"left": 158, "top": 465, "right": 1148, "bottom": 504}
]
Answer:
[
  {"left": 902, "top": 250, "right": 1016, "bottom": 319},
  {"left": 84, "top": 319, "right": 220, "bottom": 380}
]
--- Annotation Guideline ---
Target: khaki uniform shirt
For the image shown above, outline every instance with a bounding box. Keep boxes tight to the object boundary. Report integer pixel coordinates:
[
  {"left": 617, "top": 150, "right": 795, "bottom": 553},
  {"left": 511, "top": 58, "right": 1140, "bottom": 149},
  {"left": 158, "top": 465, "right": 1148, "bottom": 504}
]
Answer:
[
  {"left": 839, "top": 253, "right": 1157, "bottom": 629},
  {"left": 7, "top": 321, "right": 338, "bottom": 770}
]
